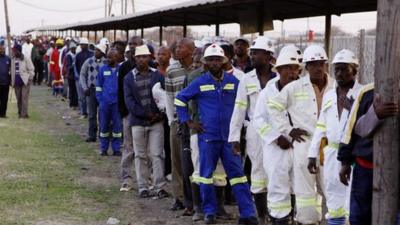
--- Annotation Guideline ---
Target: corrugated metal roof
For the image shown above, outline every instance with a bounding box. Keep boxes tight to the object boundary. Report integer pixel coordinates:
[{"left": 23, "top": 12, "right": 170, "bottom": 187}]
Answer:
[{"left": 26, "top": 0, "right": 376, "bottom": 32}]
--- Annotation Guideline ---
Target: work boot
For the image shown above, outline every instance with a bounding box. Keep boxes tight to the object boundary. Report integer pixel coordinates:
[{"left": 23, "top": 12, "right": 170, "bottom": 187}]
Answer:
[
  {"left": 216, "top": 186, "right": 234, "bottom": 220},
  {"left": 271, "top": 215, "right": 291, "bottom": 225},
  {"left": 238, "top": 216, "right": 259, "bottom": 225},
  {"left": 253, "top": 193, "right": 267, "bottom": 225},
  {"left": 204, "top": 214, "right": 217, "bottom": 224},
  {"left": 191, "top": 183, "right": 204, "bottom": 221}
]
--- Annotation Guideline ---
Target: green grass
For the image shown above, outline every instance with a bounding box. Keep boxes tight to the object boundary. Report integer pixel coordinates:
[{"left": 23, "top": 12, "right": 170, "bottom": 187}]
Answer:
[{"left": 0, "top": 87, "right": 123, "bottom": 225}]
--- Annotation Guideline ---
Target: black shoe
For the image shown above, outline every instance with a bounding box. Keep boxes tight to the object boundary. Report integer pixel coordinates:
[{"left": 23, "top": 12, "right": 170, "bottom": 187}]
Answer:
[
  {"left": 204, "top": 214, "right": 217, "bottom": 224},
  {"left": 113, "top": 151, "right": 122, "bottom": 156},
  {"left": 157, "top": 189, "right": 169, "bottom": 199},
  {"left": 238, "top": 216, "right": 259, "bottom": 225},
  {"left": 85, "top": 137, "right": 96, "bottom": 142},
  {"left": 139, "top": 190, "right": 150, "bottom": 198},
  {"left": 99, "top": 151, "right": 108, "bottom": 156},
  {"left": 170, "top": 199, "right": 185, "bottom": 211}
]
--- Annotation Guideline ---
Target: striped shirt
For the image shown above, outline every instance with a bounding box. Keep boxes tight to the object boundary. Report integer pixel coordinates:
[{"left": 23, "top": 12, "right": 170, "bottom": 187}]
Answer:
[
  {"left": 132, "top": 68, "right": 152, "bottom": 112},
  {"left": 165, "top": 61, "right": 195, "bottom": 122}
]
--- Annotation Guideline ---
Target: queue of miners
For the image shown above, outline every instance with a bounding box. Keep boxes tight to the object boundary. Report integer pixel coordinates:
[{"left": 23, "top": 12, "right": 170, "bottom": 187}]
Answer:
[{"left": 0, "top": 34, "right": 398, "bottom": 225}]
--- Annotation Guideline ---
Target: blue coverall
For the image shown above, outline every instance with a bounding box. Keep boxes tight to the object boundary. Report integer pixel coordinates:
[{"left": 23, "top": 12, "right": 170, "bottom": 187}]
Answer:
[
  {"left": 96, "top": 64, "right": 122, "bottom": 153},
  {"left": 175, "top": 72, "right": 256, "bottom": 219}
]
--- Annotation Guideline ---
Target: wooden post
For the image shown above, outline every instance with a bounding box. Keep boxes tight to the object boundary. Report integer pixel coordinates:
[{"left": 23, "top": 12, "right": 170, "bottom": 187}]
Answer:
[
  {"left": 159, "top": 25, "right": 163, "bottom": 46},
  {"left": 257, "top": 1, "right": 264, "bottom": 35},
  {"left": 358, "top": 29, "right": 365, "bottom": 84},
  {"left": 372, "top": 0, "right": 400, "bottom": 224},
  {"left": 215, "top": 8, "right": 220, "bottom": 36},
  {"left": 3, "top": 0, "right": 12, "bottom": 67},
  {"left": 324, "top": 14, "right": 332, "bottom": 58}
]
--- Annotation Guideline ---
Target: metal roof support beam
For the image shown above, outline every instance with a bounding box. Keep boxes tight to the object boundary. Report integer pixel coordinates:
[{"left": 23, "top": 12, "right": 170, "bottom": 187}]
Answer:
[
  {"left": 141, "top": 27, "right": 144, "bottom": 39},
  {"left": 114, "top": 29, "right": 117, "bottom": 42},
  {"left": 87, "top": 31, "right": 90, "bottom": 39},
  {"left": 215, "top": 7, "right": 220, "bottom": 36},
  {"left": 183, "top": 13, "right": 187, "bottom": 38},
  {"left": 159, "top": 25, "right": 163, "bottom": 46},
  {"left": 125, "top": 29, "right": 129, "bottom": 41},
  {"left": 95, "top": 30, "right": 98, "bottom": 43},
  {"left": 324, "top": 14, "right": 331, "bottom": 58}
]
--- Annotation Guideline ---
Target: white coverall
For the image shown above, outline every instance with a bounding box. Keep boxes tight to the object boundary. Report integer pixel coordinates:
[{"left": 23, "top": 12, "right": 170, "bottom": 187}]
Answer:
[
  {"left": 308, "top": 83, "right": 363, "bottom": 220},
  {"left": 267, "top": 73, "right": 334, "bottom": 224},
  {"left": 229, "top": 69, "right": 268, "bottom": 193},
  {"left": 253, "top": 76, "right": 294, "bottom": 219}
]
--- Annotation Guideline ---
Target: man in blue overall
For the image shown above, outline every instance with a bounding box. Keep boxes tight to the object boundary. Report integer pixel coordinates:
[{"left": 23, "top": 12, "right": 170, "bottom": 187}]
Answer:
[
  {"left": 175, "top": 44, "right": 258, "bottom": 225},
  {"left": 96, "top": 48, "right": 122, "bottom": 156}
]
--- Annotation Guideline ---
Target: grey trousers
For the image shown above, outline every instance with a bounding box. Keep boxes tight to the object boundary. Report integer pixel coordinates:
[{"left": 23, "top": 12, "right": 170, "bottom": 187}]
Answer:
[
  {"left": 87, "top": 87, "right": 98, "bottom": 139},
  {"left": 120, "top": 114, "right": 134, "bottom": 185},
  {"left": 170, "top": 122, "right": 183, "bottom": 201},
  {"left": 14, "top": 82, "right": 31, "bottom": 117},
  {"left": 132, "top": 121, "right": 166, "bottom": 192}
]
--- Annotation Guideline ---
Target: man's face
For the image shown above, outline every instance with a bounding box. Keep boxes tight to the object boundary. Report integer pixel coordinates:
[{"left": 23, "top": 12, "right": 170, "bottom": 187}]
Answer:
[
  {"left": 128, "top": 38, "right": 142, "bottom": 54},
  {"left": 94, "top": 48, "right": 103, "bottom": 59},
  {"left": 334, "top": 63, "right": 356, "bottom": 87},
  {"left": 135, "top": 55, "right": 150, "bottom": 69},
  {"left": 71, "top": 47, "right": 76, "bottom": 54},
  {"left": 234, "top": 40, "right": 249, "bottom": 57},
  {"left": 175, "top": 42, "right": 192, "bottom": 60},
  {"left": 0, "top": 45, "right": 5, "bottom": 56},
  {"left": 157, "top": 48, "right": 171, "bottom": 65},
  {"left": 306, "top": 60, "right": 326, "bottom": 79},
  {"left": 80, "top": 44, "right": 88, "bottom": 50},
  {"left": 205, "top": 56, "right": 224, "bottom": 75},
  {"left": 277, "top": 64, "right": 301, "bottom": 87},
  {"left": 107, "top": 51, "right": 118, "bottom": 66},
  {"left": 250, "top": 49, "right": 270, "bottom": 68}
]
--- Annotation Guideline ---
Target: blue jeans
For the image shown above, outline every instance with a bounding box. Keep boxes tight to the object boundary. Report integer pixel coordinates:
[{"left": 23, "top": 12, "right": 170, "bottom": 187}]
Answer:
[{"left": 349, "top": 163, "right": 372, "bottom": 225}]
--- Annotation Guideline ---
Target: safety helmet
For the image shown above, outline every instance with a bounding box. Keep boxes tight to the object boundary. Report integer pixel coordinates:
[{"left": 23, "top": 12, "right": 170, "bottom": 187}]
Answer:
[
  {"left": 332, "top": 49, "right": 358, "bottom": 66},
  {"left": 302, "top": 45, "right": 328, "bottom": 63},
  {"left": 134, "top": 45, "right": 151, "bottom": 57},
  {"left": 274, "top": 46, "right": 302, "bottom": 70},
  {"left": 99, "top": 37, "right": 110, "bottom": 46},
  {"left": 201, "top": 43, "right": 228, "bottom": 64},
  {"left": 55, "top": 39, "right": 64, "bottom": 46},
  {"left": 279, "top": 45, "right": 303, "bottom": 63},
  {"left": 249, "top": 36, "right": 275, "bottom": 54},
  {"left": 95, "top": 44, "right": 107, "bottom": 55},
  {"left": 79, "top": 37, "right": 89, "bottom": 45},
  {"left": 152, "top": 82, "right": 167, "bottom": 111}
]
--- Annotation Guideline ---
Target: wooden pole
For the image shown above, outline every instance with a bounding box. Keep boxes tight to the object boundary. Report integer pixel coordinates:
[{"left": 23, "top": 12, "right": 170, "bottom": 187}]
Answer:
[
  {"left": 372, "top": 0, "right": 400, "bottom": 224},
  {"left": 3, "top": 0, "right": 12, "bottom": 70},
  {"left": 358, "top": 29, "right": 366, "bottom": 84},
  {"left": 324, "top": 14, "right": 332, "bottom": 59}
]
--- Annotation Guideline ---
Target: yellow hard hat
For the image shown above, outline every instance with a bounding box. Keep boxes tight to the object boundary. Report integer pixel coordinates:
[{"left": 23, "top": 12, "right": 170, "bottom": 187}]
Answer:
[{"left": 56, "top": 39, "right": 64, "bottom": 46}]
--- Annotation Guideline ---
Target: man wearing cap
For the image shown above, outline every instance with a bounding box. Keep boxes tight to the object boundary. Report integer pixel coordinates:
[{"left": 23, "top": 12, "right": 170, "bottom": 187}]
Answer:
[
  {"left": 96, "top": 48, "right": 122, "bottom": 156},
  {"left": 80, "top": 44, "right": 107, "bottom": 142},
  {"left": 65, "top": 42, "right": 78, "bottom": 109},
  {"left": 233, "top": 38, "right": 253, "bottom": 73},
  {"left": 229, "top": 36, "right": 276, "bottom": 225},
  {"left": 0, "top": 43, "right": 11, "bottom": 118},
  {"left": 11, "top": 43, "right": 34, "bottom": 118},
  {"left": 268, "top": 45, "right": 335, "bottom": 224},
  {"left": 75, "top": 37, "right": 94, "bottom": 118},
  {"left": 123, "top": 45, "right": 168, "bottom": 198},
  {"left": 253, "top": 45, "right": 303, "bottom": 225},
  {"left": 175, "top": 44, "right": 258, "bottom": 225},
  {"left": 307, "top": 49, "right": 363, "bottom": 225}
]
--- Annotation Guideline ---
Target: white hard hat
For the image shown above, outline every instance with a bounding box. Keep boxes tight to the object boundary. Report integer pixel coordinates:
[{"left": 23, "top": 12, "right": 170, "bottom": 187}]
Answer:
[
  {"left": 279, "top": 45, "right": 303, "bottom": 62},
  {"left": 65, "top": 37, "right": 72, "bottom": 41},
  {"left": 302, "top": 45, "right": 328, "bottom": 63},
  {"left": 79, "top": 37, "right": 89, "bottom": 45},
  {"left": 134, "top": 45, "right": 151, "bottom": 57},
  {"left": 201, "top": 43, "right": 228, "bottom": 63},
  {"left": 99, "top": 37, "right": 110, "bottom": 46},
  {"left": 95, "top": 44, "right": 107, "bottom": 55},
  {"left": 332, "top": 49, "right": 358, "bottom": 66},
  {"left": 125, "top": 45, "right": 130, "bottom": 53},
  {"left": 152, "top": 82, "right": 167, "bottom": 111},
  {"left": 249, "top": 36, "right": 275, "bottom": 53},
  {"left": 274, "top": 46, "right": 302, "bottom": 70}
]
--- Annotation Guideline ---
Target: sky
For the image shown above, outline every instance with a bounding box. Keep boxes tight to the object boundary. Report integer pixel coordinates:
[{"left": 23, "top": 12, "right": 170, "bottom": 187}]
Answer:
[{"left": 0, "top": 0, "right": 378, "bottom": 37}]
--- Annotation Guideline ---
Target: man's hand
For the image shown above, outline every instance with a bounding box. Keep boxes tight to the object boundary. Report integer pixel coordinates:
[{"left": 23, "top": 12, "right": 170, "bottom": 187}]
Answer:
[
  {"left": 186, "top": 120, "right": 204, "bottom": 133},
  {"left": 373, "top": 94, "right": 399, "bottom": 119},
  {"left": 339, "top": 164, "right": 352, "bottom": 186},
  {"left": 231, "top": 141, "right": 241, "bottom": 156},
  {"left": 307, "top": 158, "right": 318, "bottom": 174},
  {"left": 289, "top": 128, "right": 309, "bottom": 143},
  {"left": 276, "top": 135, "right": 293, "bottom": 150}
]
